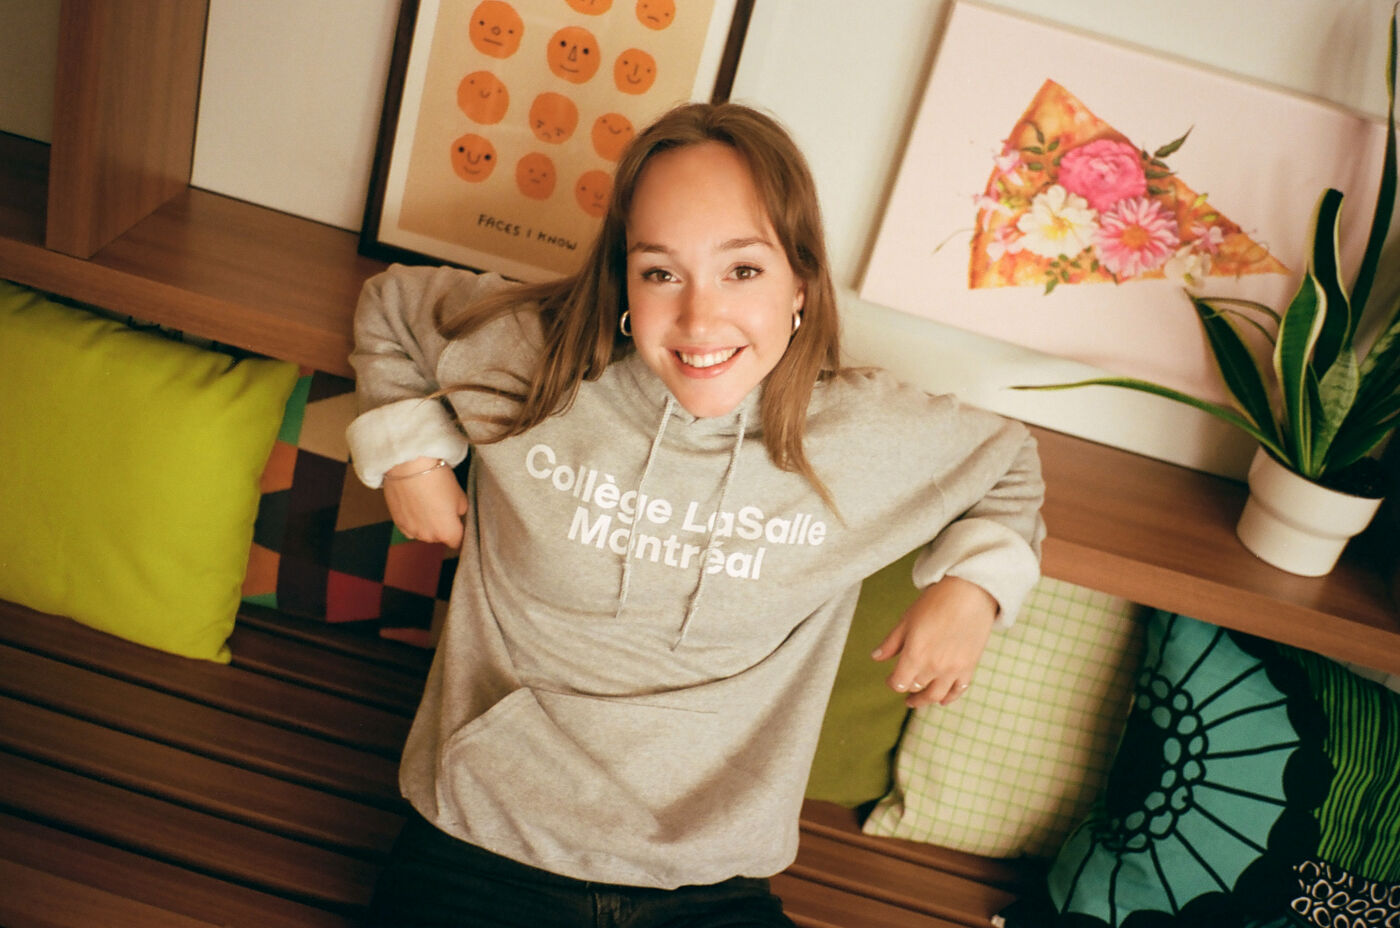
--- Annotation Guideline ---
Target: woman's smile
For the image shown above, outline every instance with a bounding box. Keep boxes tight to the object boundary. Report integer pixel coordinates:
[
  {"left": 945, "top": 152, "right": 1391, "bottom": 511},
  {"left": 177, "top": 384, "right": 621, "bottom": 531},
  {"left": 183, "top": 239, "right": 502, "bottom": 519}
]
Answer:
[{"left": 675, "top": 346, "right": 743, "bottom": 373}]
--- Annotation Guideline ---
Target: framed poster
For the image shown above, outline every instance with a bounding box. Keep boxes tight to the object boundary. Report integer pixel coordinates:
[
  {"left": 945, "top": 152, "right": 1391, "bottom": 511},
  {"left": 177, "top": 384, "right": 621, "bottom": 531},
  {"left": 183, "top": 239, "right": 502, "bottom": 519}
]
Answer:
[
  {"left": 361, "top": 0, "right": 752, "bottom": 281},
  {"left": 859, "top": 1, "right": 1390, "bottom": 405}
]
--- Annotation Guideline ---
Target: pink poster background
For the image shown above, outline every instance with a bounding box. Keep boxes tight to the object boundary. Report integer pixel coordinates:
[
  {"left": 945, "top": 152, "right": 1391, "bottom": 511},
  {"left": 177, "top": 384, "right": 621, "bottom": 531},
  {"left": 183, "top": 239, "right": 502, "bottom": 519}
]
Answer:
[{"left": 860, "top": 1, "right": 1389, "bottom": 404}]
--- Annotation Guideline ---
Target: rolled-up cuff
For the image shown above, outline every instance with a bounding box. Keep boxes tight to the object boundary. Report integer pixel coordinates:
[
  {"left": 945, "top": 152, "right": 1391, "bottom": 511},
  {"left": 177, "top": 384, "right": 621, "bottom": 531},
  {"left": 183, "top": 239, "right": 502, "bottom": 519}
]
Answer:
[
  {"left": 912, "top": 521, "right": 1042, "bottom": 628},
  {"left": 346, "top": 397, "right": 470, "bottom": 488}
]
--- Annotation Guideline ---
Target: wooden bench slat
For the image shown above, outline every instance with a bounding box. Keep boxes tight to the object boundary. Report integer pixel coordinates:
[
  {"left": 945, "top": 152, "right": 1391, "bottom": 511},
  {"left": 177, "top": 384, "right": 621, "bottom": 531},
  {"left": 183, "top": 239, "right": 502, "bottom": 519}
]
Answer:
[
  {"left": 790, "top": 830, "right": 1016, "bottom": 924},
  {"left": 772, "top": 872, "right": 965, "bottom": 928},
  {"left": 0, "top": 751, "right": 379, "bottom": 911},
  {"left": 799, "top": 800, "right": 1035, "bottom": 891},
  {"left": 237, "top": 602, "right": 433, "bottom": 674},
  {"left": 0, "top": 643, "right": 402, "bottom": 805},
  {"left": 229, "top": 620, "right": 426, "bottom": 715},
  {"left": 0, "top": 858, "right": 225, "bottom": 928},
  {"left": 0, "top": 601, "right": 413, "bottom": 754},
  {"left": 0, "top": 811, "right": 358, "bottom": 928},
  {"left": 0, "top": 694, "right": 402, "bottom": 856}
]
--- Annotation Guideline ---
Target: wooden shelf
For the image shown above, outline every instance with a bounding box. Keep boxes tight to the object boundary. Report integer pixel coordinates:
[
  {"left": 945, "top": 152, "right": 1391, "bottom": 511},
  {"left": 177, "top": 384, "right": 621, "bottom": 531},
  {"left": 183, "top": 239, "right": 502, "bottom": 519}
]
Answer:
[
  {"left": 0, "top": 132, "right": 381, "bottom": 378},
  {"left": 1035, "top": 428, "right": 1398, "bottom": 671},
  {"left": 2, "top": 133, "right": 1397, "bottom": 673}
]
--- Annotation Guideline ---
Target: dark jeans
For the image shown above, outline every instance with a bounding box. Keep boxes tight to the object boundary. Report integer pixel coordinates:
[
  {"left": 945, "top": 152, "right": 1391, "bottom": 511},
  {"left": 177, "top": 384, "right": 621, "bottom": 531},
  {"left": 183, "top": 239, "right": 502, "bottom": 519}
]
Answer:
[{"left": 367, "top": 812, "right": 796, "bottom": 928}]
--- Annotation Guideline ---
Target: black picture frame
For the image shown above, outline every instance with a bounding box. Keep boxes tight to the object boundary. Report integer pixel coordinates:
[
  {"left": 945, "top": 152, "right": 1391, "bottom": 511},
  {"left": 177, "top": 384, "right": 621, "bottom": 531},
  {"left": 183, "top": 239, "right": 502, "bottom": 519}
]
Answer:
[{"left": 359, "top": 0, "right": 754, "bottom": 277}]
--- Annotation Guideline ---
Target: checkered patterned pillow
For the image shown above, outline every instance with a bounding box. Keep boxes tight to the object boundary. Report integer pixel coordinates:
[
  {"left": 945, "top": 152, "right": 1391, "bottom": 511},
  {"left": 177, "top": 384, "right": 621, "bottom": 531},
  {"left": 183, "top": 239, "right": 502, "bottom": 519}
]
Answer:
[
  {"left": 862, "top": 577, "right": 1145, "bottom": 858},
  {"left": 240, "top": 371, "right": 459, "bottom": 647}
]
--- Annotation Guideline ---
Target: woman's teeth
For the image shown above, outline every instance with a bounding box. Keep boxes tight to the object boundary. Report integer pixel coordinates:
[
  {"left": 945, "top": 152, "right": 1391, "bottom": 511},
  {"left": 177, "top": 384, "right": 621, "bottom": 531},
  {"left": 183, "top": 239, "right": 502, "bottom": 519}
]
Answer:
[{"left": 677, "top": 348, "right": 739, "bottom": 369}]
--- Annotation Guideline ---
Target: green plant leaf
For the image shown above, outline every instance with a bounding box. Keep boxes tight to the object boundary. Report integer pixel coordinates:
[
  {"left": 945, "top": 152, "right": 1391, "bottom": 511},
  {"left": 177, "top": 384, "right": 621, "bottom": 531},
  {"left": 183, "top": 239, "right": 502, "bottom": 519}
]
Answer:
[
  {"left": 1350, "top": 3, "right": 1398, "bottom": 321},
  {"left": 1273, "top": 278, "right": 1324, "bottom": 469},
  {"left": 1274, "top": 193, "right": 1338, "bottom": 471},
  {"left": 1191, "top": 296, "right": 1283, "bottom": 327},
  {"left": 1196, "top": 298, "right": 1283, "bottom": 346},
  {"left": 1012, "top": 377, "right": 1288, "bottom": 459},
  {"left": 1358, "top": 293, "right": 1400, "bottom": 405},
  {"left": 1326, "top": 398, "right": 1400, "bottom": 470},
  {"left": 1312, "top": 347, "right": 1361, "bottom": 472},
  {"left": 1190, "top": 295, "right": 1280, "bottom": 443},
  {"left": 1307, "top": 189, "right": 1352, "bottom": 377}
]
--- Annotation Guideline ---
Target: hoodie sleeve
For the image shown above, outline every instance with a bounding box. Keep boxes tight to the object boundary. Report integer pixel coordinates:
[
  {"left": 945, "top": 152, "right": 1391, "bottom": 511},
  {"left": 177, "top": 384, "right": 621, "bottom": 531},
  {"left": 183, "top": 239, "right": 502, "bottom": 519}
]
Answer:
[
  {"left": 910, "top": 419, "right": 1045, "bottom": 627},
  {"left": 345, "top": 264, "right": 506, "bottom": 488}
]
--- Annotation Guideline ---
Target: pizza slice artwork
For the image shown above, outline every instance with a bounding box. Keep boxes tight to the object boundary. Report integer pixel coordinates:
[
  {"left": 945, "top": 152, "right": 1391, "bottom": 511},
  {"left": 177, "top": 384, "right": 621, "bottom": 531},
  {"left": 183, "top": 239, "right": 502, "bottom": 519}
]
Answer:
[{"left": 969, "top": 80, "right": 1288, "bottom": 292}]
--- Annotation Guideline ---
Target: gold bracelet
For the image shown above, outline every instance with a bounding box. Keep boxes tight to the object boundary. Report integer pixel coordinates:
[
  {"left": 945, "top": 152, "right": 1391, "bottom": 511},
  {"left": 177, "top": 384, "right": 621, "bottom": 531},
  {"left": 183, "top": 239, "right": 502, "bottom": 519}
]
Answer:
[{"left": 383, "top": 459, "right": 449, "bottom": 481}]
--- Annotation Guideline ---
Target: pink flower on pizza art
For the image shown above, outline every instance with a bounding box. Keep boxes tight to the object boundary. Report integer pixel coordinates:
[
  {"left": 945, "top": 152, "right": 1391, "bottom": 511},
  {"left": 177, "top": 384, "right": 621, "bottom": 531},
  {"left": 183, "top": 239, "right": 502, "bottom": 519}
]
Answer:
[
  {"left": 968, "top": 80, "right": 1288, "bottom": 292},
  {"left": 1094, "top": 197, "right": 1180, "bottom": 278},
  {"left": 1056, "top": 139, "right": 1148, "bottom": 213}
]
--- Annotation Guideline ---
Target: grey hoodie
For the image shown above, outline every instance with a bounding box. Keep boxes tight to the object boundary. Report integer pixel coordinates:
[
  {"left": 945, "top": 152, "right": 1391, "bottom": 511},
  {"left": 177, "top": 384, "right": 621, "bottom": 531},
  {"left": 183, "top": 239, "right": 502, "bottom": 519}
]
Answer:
[{"left": 347, "top": 264, "right": 1045, "bottom": 889}]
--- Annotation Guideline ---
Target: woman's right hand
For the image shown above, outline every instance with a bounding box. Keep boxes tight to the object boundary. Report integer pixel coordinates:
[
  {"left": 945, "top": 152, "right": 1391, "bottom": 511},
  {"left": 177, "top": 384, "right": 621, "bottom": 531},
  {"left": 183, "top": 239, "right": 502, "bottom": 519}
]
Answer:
[{"left": 383, "top": 457, "right": 469, "bottom": 548}]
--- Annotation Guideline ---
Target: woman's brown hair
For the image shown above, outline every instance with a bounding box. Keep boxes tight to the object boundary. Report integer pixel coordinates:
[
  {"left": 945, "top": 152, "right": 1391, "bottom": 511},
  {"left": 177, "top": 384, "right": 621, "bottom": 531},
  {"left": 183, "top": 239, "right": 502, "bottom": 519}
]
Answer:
[{"left": 438, "top": 102, "right": 842, "bottom": 503}]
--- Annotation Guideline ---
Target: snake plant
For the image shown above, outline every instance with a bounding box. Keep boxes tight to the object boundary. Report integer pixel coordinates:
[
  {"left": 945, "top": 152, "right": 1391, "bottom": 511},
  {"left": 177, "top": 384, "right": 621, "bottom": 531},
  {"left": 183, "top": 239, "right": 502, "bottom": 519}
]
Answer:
[{"left": 1020, "top": 6, "right": 1399, "bottom": 490}]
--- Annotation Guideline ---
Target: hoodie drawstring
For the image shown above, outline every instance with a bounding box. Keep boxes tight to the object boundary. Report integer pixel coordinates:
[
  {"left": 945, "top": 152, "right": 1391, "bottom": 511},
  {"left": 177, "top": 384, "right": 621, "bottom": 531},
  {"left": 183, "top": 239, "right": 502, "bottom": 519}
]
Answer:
[
  {"left": 616, "top": 396, "right": 674, "bottom": 615},
  {"left": 614, "top": 398, "right": 749, "bottom": 650},
  {"left": 673, "top": 408, "right": 746, "bottom": 650}
]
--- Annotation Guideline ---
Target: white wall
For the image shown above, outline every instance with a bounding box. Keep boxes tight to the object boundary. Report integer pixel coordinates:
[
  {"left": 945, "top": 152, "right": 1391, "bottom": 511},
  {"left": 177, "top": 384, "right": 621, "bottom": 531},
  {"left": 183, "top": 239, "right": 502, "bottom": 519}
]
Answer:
[
  {"left": 189, "top": 0, "right": 401, "bottom": 233},
  {"left": 4, "top": 0, "right": 1396, "bottom": 477},
  {"left": 0, "top": 0, "right": 59, "bottom": 142}
]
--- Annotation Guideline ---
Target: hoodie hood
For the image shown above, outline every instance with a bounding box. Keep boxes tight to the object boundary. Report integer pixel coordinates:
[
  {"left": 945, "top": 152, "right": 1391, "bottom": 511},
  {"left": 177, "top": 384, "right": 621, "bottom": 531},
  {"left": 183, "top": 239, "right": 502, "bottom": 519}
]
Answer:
[{"left": 613, "top": 350, "right": 762, "bottom": 443}]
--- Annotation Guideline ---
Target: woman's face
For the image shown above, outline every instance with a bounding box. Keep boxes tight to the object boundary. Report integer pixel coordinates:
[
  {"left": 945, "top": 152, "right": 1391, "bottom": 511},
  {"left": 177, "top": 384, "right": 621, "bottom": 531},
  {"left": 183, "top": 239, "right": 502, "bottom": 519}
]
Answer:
[{"left": 624, "top": 142, "right": 805, "bottom": 419}]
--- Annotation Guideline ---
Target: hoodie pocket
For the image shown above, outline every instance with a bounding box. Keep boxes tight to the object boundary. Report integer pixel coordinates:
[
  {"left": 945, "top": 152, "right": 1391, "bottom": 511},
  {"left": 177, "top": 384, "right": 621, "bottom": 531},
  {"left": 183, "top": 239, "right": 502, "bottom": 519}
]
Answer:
[{"left": 433, "top": 686, "right": 771, "bottom": 883}]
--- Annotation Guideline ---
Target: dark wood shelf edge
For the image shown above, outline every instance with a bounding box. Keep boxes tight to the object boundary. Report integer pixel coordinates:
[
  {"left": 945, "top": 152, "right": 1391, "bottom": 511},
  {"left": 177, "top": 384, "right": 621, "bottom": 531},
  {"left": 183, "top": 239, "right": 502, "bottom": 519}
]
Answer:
[
  {"left": 1035, "top": 426, "right": 1400, "bottom": 672},
  {"left": 1043, "top": 538, "right": 1400, "bottom": 671},
  {"left": 1, "top": 132, "right": 378, "bottom": 378},
  {"left": 2, "top": 134, "right": 1396, "bottom": 673},
  {"left": 0, "top": 231, "right": 357, "bottom": 378}
]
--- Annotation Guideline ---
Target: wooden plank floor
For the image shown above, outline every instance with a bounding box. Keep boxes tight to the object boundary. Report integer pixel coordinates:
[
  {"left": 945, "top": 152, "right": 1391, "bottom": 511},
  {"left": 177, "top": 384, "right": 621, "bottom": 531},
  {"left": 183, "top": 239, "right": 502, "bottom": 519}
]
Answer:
[{"left": 0, "top": 599, "right": 1032, "bottom": 927}]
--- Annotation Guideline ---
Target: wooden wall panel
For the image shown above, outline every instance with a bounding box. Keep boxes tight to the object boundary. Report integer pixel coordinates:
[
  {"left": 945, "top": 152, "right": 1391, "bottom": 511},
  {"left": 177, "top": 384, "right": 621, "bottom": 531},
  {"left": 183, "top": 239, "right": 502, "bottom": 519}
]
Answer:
[{"left": 46, "top": 0, "right": 208, "bottom": 258}]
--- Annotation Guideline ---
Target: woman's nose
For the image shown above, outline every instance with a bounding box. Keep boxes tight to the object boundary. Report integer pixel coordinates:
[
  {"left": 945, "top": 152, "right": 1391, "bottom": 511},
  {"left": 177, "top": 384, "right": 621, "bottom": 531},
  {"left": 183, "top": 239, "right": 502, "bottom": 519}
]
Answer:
[{"left": 676, "top": 283, "right": 720, "bottom": 333}]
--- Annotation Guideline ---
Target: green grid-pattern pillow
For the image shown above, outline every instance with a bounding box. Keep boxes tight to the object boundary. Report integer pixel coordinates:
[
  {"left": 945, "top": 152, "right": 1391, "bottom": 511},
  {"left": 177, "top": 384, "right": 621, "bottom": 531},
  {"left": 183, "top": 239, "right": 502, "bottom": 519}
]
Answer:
[{"left": 863, "top": 577, "right": 1145, "bottom": 857}]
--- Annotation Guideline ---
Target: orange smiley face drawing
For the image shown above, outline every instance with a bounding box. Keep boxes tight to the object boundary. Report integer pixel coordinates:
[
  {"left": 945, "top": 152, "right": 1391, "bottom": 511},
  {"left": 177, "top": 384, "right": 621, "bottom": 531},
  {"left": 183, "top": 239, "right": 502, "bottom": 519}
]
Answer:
[
  {"left": 528, "top": 92, "right": 579, "bottom": 144},
  {"left": 565, "top": 0, "right": 612, "bottom": 12},
  {"left": 547, "top": 26, "right": 600, "bottom": 84},
  {"left": 590, "top": 112, "right": 634, "bottom": 162},
  {"left": 456, "top": 71, "right": 509, "bottom": 124},
  {"left": 613, "top": 48, "right": 656, "bottom": 95},
  {"left": 469, "top": 1, "right": 523, "bottom": 59},
  {"left": 516, "top": 153, "right": 557, "bottom": 200},
  {"left": 635, "top": 0, "right": 675, "bottom": 29},
  {"left": 450, "top": 134, "right": 497, "bottom": 183},
  {"left": 574, "top": 169, "right": 612, "bottom": 217}
]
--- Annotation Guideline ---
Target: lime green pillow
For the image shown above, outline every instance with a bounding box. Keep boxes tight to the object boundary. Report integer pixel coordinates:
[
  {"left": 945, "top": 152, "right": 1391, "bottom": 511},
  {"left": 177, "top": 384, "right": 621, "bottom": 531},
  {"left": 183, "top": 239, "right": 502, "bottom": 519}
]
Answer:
[
  {"left": 0, "top": 281, "right": 298, "bottom": 662},
  {"left": 805, "top": 549, "right": 920, "bottom": 807}
]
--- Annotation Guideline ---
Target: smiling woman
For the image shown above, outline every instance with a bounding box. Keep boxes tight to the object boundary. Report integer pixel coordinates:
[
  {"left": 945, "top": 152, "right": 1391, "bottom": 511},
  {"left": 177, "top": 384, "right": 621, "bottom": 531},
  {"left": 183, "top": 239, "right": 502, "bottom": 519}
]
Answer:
[{"left": 344, "top": 101, "right": 1046, "bottom": 926}]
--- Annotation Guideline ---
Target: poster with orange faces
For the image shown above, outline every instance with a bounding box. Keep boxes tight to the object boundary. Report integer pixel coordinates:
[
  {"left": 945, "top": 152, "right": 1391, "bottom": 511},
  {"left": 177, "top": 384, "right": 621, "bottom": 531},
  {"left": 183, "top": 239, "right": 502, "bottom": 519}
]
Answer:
[{"left": 372, "top": 0, "right": 740, "bottom": 281}]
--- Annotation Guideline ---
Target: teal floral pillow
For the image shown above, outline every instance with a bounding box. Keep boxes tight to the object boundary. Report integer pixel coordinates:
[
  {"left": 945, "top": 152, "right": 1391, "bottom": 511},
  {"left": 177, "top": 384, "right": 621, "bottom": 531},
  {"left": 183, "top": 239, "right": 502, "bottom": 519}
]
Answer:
[{"left": 997, "top": 611, "right": 1400, "bottom": 928}]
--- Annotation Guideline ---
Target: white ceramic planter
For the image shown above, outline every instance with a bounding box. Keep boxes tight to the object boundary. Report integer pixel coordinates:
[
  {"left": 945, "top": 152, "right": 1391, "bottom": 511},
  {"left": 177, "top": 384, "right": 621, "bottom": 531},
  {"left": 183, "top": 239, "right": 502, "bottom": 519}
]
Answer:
[{"left": 1235, "top": 449, "right": 1384, "bottom": 577}]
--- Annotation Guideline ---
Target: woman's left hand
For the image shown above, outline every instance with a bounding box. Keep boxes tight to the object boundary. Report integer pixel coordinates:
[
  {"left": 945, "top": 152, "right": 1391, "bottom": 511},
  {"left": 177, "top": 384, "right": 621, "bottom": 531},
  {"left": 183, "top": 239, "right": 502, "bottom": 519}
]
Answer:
[{"left": 871, "top": 576, "right": 997, "bottom": 708}]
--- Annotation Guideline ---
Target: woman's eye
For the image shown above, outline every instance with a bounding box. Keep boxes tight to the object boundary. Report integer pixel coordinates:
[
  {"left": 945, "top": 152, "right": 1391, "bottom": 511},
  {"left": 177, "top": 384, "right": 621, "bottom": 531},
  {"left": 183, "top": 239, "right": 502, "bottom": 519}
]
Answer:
[
  {"left": 732, "top": 265, "right": 762, "bottom": 280},
  {"left": 640, "top": 268, "right": 675, "bottom": 283}
]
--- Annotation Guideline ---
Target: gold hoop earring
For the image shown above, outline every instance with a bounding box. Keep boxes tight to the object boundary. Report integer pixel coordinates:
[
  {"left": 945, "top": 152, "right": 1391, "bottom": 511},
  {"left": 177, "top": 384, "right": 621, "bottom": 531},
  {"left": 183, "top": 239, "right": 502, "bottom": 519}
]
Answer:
[
  {"left": 619, "top": 310, "right": 632, "bottom": 337},
  {"left": 791, "top": 313, "right": 802, "bottom": 334}
]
